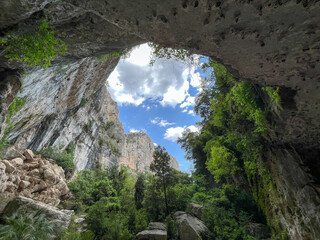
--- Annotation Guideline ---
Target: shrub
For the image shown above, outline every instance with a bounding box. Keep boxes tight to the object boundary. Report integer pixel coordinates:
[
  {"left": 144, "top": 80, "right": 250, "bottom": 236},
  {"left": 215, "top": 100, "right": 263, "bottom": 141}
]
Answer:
[
  {"left": 80, "top": 98, "right": 87, "bottom": 107},
  {"left": 37, "top": 145, "right": 75, "bottom": 179},
  {"left": 106, "top": 140, "right": 121, "bottom": 156},
  {"left": 97, "top": 49, "right": 131, "bottom": 62},
  {"left": 0, "top": 210, "right": 57, "bottom": 240},
  {"left": 165, "top": 215, "right": 179, "bottom": 240},
  {"left": 1, "top": 19, "right": 66, "bottom": 69}
]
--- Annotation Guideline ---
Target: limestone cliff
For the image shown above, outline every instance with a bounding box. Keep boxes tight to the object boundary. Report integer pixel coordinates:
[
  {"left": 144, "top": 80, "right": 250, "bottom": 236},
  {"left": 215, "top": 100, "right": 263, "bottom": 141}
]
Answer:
[
  {"left": 123, "top": 132, "right": 179, "bottom": 172},
  {"left": 0, "top": 0, "right": 319, "bottom": 239},
  {"left": 3, "top": 56, "right": 179, "bottom": 173}
]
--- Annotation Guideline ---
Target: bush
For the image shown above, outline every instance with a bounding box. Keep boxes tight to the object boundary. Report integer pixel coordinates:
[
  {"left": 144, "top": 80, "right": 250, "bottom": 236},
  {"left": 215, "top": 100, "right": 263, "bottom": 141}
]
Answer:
[
  {"left": 68, "top": 169, "right": 116, "bottom": 209},
  {"left": 1, "top": 19, "right": 67, "bottom": 69},
  {"left": 165, "top": 215, "right": 179, "bottom": 240},
  {"left": 86, "top": 197, "right": 134, "bottom": 240},
  {"left": 0, "top": 210, "right": 57, "bottom": 240},
  {"left": 37, "top": 145, "right": 75, "bottom": 179}
]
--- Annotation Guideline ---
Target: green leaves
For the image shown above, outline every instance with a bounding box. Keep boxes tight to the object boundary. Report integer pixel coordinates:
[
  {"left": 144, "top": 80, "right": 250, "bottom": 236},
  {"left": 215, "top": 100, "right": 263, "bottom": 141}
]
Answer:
[
  {"left": 37, "top": 146, "right": 75, "bottom": 179},
  {"left": 1, "top": 19, "right": 67, "bottom": 69},
  {"left": 150, "top": 145, "right": 171, "bottom": 178},
  {"left": 206, "top": 144, "right": 238, "bottom": 183},
  {"left": 0, "top": 211, "right": 57, "bottom": 240},
  {"left": 148, "top": 42, "right": 195, "bottom": 65}
]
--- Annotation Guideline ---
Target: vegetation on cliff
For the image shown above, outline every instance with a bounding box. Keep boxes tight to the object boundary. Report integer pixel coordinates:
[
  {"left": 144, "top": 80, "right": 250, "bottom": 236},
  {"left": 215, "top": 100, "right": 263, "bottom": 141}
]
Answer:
[{"left": 0, "top": 19, "right": 66, "bottom": 69}]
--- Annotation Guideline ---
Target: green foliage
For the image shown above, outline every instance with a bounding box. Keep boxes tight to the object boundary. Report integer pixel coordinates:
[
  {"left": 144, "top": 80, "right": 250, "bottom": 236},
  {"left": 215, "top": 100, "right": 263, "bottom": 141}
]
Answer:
[
  {"left": 61, "top": 230, "right": 94, "bottom": 240},
  {"left": 6, "top": 97, "right": 26, "bottom": 123},
  {"left": 205, "top": 143, "right": 238, "bottom": 183},
  {"left": 178, "top": 59, "right": 275, "bottom": 237},
  {"left": 66, "top": 167, "right": 149, "bottom": 240},
  {"left": 97, "top": 48, "right": 131, "bottom": 62},
  {"left": 148, "top": 42, "right": 195, "bottom": 65},
  {"left": 68, "top": 168, "right": 116, "bottom": 210},
  {"left": 1, "top": 19, "right": 67, "bottom": 69},
  {"left": 134, "top": 174, "right": 145, "bottom": 209},
  {"left": 106, "top": 140, "right": 121, "bottom": 156},
  {"left": 165, "top": 215, "right": 179, "bottom": 240},
  {"left": 80, "top": 98, "right": 87, "bottom": 107},
  {"left": 61, "top": 216, "right": 94, "bottom": 240},
  {"left": 150, "top": 145, "right": 171, "bottom": 179},
  {"left": 104, "top": 120, "right": 115, "bottom": 130},
  {"left": 0, "top": 210, "right": 57, "bottom": 240},
  {"left": 143, "top": 174, "right": 166, "bottom": 221},
  {"left": 2, "top": 96, "right": 27, "bottom": 142},
  {"left": 150, "top": 145, "right": 172, "bottom": 214},
  {"left": 37, "top": 145, "right": 75, "bottom": 179},
  {"left": 194, "top": 185, "right": 263, "bottom": 240},
  {"left": 230, "top": 82, "right": 267, "bottom": 132},
  {"left": 262, "top": 87, "right": 281, "bottom": 105}
]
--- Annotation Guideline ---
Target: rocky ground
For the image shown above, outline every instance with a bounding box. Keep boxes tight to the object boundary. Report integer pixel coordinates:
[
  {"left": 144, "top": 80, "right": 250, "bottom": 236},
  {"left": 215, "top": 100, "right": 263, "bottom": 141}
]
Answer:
[{"left": 0, "top": 147, "right": 70, "bottom": 212}]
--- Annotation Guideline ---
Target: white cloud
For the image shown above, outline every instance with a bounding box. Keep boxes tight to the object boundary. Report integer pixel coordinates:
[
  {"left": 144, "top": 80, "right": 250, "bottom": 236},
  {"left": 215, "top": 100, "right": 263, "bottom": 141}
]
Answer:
[
  {"left": 182, "top": 109, "right": 187, "bottom": 113},
  {"left": 125, "top": 44, "right": 152, "bottom": 66},
  {"left": 164, "top": 125, "right": 200, "bottom": 142},
  {"left": 151, "top": 117, "right": 175, "bottom": 127},
  {"left": 180, "top": 96, "right": 195, "bottom": 109},
  {"left": 188, "top": 110, "right": 195, "bottom": 115},
  {"left": 186, "top": 125, "right": 199, "bottom": 133},
  {"left": 107, "top": 43, "right": 203, "bottom": 108},
  {"left": 129, "top": 128, "right": 139, "bottom": 133},
  {"left": 164, "top": 127, "right": 185, "bottom": 142},
  {"left": 153, "top": 142, "right": 158, "bottom": 147}
]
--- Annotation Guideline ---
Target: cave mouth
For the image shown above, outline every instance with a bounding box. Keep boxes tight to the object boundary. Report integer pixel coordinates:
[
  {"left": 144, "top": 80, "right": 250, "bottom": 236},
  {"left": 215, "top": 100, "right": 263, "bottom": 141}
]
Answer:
[{"left": 105, "top": 43, "right": 205, "bottom": 172}]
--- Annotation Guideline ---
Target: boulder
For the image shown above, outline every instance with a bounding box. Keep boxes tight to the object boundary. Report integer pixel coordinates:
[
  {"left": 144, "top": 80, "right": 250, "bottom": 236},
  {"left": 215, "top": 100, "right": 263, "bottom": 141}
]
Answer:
[
  {"left": 174, "top": 211, "right": 208, "bottom": 240},
  {"left": 11, "top": 157, "right": 24, "bottom": 166},
  {"left": 2, "top": 146, "right": 25, "bottom": 160},
  {"left": 24, "top": 149, "right": 35, "bottom": 161},
  {"left": 0, "top": 162, "right": 8, "bottom": 192},
  {"left": 2, "top": 160, "right": 15, "bottom": 173},
  {"left": 136, "top": 222, "right": 167, "bottom": 240},
  {"left": 189, "top": 203, "right": 204, "bottom": 219},
  {"left": 148, "top": 222, "right": 167, "bottom": 231},
  {"left": 1, "top": 196, "right": 74, "bottom": 229}
]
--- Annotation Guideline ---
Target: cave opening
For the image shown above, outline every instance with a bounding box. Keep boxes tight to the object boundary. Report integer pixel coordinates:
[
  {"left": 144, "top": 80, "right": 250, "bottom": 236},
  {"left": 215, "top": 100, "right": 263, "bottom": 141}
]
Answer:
[{"left": 105, "top": 43, "right": 206, "bottom": 172}]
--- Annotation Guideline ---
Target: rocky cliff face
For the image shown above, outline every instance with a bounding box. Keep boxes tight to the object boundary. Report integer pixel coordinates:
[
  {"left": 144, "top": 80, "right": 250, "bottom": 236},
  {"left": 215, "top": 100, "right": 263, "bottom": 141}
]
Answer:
[
  {"left": 123, "top": 132, "right": 179, "bottom": 172},
  {"left": 0, "top": 1, "right": 318, "bottom": 239},
  {"left": 3, "top": 56, "right": 179, "bottom": 172}
]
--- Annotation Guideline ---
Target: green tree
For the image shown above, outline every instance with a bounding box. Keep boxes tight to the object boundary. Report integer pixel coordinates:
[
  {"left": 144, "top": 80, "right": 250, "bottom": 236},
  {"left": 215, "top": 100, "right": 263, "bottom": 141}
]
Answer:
[
  {"left": 134, "top": 174, "right": 145, "bottom": 209},
  {"left": 150, "top": 145, "right": 171, "bottom": 215}
]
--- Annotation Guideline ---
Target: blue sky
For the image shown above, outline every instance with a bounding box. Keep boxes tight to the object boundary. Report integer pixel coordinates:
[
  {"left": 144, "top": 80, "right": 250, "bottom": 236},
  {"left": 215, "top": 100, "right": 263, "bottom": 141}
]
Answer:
[{"left": 107, "top": 44, "right": 206, "bottom": 172}]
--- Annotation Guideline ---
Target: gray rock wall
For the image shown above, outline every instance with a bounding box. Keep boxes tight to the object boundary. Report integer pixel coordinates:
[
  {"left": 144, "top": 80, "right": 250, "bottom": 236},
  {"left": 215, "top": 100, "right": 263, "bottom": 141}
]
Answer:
[
  {"left": 4, "top": 57, "right": 179, "bottom": 173},
  {"left": 123, "top": 132, "right": 179, "bottom": 172}
]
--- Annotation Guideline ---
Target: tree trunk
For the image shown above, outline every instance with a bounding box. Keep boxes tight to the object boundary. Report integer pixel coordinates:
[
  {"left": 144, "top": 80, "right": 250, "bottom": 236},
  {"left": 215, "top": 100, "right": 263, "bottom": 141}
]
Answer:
[{"left": 163, "top": 178, "right": 169, "bottom": 215}]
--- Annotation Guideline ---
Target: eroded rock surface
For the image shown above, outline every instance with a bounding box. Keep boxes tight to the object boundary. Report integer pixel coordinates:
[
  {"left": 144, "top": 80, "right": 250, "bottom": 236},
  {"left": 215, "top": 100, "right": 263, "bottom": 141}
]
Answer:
[
  {"left": 3, "top": 58, "right": 179, "bottom": 173},
  {"left": 136, "top": 222, "right": 167, "bottom": 240},
  {"left": 174, "top": 211, "right": 208, "bottom": 240},
  {"left": 0, "top": 148, "right": 69, "bottom": 212},
  {"left": 123, "top": 132, "right": 179, "bottom": 172}
]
